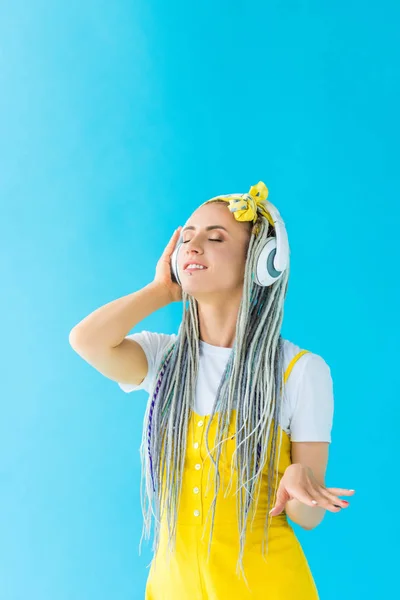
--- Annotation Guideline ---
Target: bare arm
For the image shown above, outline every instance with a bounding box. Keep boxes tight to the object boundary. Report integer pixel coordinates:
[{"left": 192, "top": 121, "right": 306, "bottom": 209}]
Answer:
[
  {"left": 69, "top": 282, "right": 173, "bottom": 350},
  {"left": 69, "top": 282, "right": 173, "bottom": 385},
  {"left": 69, "top": 226, "right": 183, "bottom": 386},
  {"left": 284, "top": 441, "right": 329, "bottom": 530}
]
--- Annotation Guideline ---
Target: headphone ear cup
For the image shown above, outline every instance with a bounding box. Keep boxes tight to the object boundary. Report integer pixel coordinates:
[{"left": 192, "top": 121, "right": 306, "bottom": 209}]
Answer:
[
  {"left": 170, "top": 242, "right": 182, "bottom": 286},
  {"left": 254, "top": 237, "right": 284, "bottom": 287}
]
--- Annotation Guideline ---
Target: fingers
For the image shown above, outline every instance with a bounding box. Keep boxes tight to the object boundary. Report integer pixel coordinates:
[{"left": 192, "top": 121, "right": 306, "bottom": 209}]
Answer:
[
  {"left": 325, "top": 488, "right": 355, "bottom": 496},
  {"left": 294, "top": 490, "right": 320, "bottom": 508},
  {"left": 312, "top": 487, "right": 355, "bottom": 513},
  {"left": 313, "top": 489, "right": 346, "bottom": 512},
  {"left": 169, "top": 226, "right": 182, "bottom": 246},
  {"left": 269, "top": 503, "right": 285, "bottom": 516},
  {"left": 271, "top": 489, "right": 355, "bottom": 516},
  {"left": 270, "top": 490, "right": 321, "bottom": 517},
  {"left": 175, "top": 226, "right": 182, "bottom": 237},
  {"left": 162, "top": 227, "right": 182, "bottom": 258},
  {"left": 269, "top": 485, "right": 290, "bottom": 516}
]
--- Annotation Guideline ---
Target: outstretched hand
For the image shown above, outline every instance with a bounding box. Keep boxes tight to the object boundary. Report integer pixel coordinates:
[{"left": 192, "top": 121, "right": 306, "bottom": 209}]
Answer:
[{"left": 269, "top": 463, "right": 355, "bottom": 516}]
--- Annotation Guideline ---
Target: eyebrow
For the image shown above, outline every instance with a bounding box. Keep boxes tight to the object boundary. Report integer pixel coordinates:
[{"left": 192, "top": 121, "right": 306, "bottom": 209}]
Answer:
[{"left": 182, "top": 225, "right": 229, "bottom": 233}]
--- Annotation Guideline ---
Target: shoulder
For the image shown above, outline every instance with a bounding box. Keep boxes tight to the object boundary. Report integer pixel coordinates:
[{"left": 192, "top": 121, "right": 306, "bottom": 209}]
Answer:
[
  {"left": 281, "top": 338, "right": 331, "bottom": 380},
  {"left": 126, "top": 330, "right": 178, "bottom": 351},
  {"left": 126, "top": 330, "right": 178, "bottom": 371},
  {"left": 117, "top": 331, "right": 178, "bottom": 394},
  {"left": 281, "top": 338, "right": 334, "bottom": 442}
]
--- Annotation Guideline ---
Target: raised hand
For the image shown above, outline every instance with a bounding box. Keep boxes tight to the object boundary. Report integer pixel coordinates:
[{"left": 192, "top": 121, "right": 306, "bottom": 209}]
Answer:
[{"left": 153, "top": 226, "right": 183, "bottom": 303}]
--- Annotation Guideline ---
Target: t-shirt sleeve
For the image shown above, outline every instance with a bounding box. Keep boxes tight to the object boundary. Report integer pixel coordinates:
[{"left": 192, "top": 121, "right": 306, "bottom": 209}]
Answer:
[
  {"left": 117, "top": 330, "right": 177, "bottom": 394},
  {"left": 289, "top": 353, "right": 334, "bottom": 443}
]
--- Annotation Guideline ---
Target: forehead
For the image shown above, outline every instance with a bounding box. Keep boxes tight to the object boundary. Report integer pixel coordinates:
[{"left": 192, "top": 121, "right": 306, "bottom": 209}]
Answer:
[
  {"left": 184, "top": 201, "right": 253, "bottom": 238},
  {"left": 184, "top": 202, "right": 240, "bottom": 231}
]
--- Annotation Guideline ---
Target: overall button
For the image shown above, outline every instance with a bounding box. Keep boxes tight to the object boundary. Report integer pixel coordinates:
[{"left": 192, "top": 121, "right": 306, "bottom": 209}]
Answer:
[
  {"left": 195, "top": 463, "right": 201, "bottom": 470},
  {"left": 193, "top": 442, "right": 199, "bottom": 449},
  {"left": 198, "top": 420, "right": 204, "bottom": 427},
  {"left": 194, "top": 510, "right": 200, "bottom": 517},
  {"left": 193, "top": 487, "right": 199, "bottom": 494}
]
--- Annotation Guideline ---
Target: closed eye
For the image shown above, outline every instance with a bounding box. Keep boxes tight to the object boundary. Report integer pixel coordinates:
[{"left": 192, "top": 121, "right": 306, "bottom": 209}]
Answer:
[{"left": 182, "top": 239, "right": 223, "bottom": 243}]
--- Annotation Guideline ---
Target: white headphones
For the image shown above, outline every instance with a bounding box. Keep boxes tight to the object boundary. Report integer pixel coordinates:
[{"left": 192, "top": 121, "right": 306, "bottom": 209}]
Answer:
[{"left": 170, "top": 198, "right": 289, "bottom": 288}]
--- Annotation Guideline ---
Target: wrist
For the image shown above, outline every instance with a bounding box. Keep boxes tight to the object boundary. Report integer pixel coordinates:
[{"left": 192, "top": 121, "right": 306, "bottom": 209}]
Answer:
[{"left": 147, "top": 281, "right": 175, "bottom": 305}]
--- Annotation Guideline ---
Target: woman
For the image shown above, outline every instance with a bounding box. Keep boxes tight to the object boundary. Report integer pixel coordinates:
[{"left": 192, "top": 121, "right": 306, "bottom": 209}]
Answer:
[{"left": 70, "top": 181, "right": 355, "bottom": 598}]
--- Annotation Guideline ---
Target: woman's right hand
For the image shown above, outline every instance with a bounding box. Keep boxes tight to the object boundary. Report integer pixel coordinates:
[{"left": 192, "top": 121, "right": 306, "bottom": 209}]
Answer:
[{"left": 153, "top": 226, "right": 183, "bottom": 303}]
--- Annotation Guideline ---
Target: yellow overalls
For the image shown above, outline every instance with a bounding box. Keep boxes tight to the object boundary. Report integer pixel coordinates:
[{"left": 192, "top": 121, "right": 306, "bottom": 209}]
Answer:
[{"left": 145, "top": 350, "right": 319, "bottom": 599}]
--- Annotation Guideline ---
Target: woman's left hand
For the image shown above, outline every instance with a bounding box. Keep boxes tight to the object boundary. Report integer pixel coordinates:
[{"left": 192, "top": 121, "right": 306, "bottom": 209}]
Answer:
[{"left": 269, "top": 463, "right": 355, "bottom": 516}]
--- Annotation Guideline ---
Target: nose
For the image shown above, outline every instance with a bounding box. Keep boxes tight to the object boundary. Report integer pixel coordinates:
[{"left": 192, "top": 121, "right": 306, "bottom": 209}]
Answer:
[
  {"left": 180, "top": 238, "right": 204, "bottom": 267},
  {"left": 183, "top": 235, "right": 204, "bottom": 253}
]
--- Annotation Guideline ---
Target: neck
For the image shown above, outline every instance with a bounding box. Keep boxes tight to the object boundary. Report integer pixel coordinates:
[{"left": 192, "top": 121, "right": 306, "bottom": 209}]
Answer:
[{"left": 196, "top": 289, "right": 243, "bottom": 348}]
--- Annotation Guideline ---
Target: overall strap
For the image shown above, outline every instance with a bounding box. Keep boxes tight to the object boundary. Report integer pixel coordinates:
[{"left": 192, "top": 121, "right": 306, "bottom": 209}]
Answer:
[{"left": 283, "top": 350, "right": 310, "bottom": 384}]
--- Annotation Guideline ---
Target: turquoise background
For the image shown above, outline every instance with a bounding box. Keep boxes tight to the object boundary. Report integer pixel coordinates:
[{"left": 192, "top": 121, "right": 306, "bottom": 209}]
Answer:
[{"left": 1, "top": 1, "right": 398, "bottom": 598}]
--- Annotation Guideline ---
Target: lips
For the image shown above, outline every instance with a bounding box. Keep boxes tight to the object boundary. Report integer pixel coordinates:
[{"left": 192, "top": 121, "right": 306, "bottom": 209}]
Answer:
[{"left": 183, "top": 261, "right": 208, "bottom": 270}]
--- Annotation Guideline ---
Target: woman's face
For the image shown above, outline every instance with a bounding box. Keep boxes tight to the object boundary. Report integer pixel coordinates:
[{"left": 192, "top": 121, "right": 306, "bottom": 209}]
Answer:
[{"left": 178, "top": 202, "right": 252, "bottom": 300}]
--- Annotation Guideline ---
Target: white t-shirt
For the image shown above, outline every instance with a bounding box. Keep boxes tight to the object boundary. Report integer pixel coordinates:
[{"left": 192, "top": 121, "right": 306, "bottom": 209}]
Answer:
[{"left": 117, "top": 332, "right": 334, "bottom": 443}]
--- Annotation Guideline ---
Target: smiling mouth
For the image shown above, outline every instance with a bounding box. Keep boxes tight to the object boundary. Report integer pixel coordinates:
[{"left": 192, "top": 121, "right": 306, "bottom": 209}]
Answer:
[{"left": 184, "top": 267, "right": 208, "bottom": 273}]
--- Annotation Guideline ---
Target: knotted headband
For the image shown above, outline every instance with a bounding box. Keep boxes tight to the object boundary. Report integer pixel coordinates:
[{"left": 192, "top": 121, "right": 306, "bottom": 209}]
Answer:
[{"left": 200, "top": 181, "right": 275, "bottom": 234}]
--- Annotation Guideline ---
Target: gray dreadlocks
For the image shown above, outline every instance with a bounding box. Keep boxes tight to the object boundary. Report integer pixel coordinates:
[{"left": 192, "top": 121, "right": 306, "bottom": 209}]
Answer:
[{"left": 139, "top": 202, "right": 290, "bottom": 580}]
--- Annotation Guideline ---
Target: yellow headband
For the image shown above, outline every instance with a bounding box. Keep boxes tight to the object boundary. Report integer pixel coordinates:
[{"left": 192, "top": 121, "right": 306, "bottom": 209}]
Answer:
[{"left": 200, "top": 181, "right": 275, "bottom": 229}]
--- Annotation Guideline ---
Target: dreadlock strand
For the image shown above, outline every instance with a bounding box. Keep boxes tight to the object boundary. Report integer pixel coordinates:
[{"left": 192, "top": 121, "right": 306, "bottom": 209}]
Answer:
[{"left": 139, "top": 202, "right": 291, "bottom": 583}]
